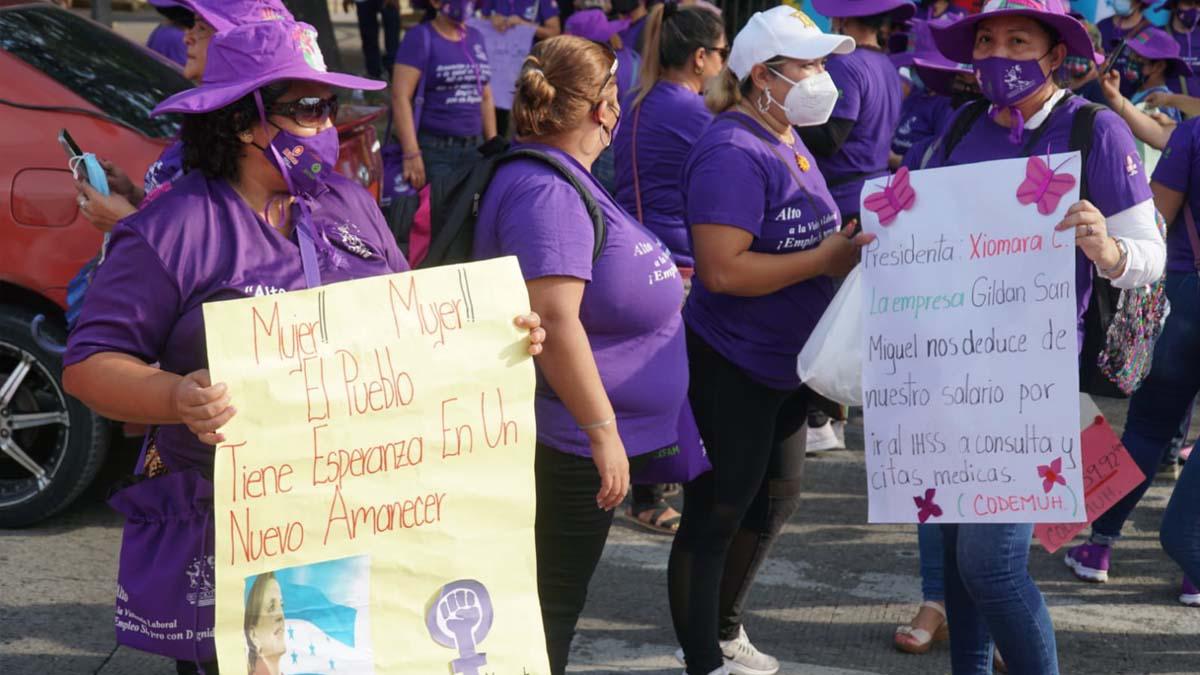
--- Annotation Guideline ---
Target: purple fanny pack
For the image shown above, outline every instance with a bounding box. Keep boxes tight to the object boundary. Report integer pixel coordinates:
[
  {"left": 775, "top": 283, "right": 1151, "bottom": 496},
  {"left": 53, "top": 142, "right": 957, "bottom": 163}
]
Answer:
[
  {"left": 107, "top": 449, "right": 216, "bottom": 662},
  {"left": 632, "top": 403, "right": 712, "bottom": 485}
]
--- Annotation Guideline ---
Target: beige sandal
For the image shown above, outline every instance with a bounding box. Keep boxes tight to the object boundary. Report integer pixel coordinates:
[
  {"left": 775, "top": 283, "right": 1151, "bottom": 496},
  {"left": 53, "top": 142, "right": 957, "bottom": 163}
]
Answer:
[{"left": 893, "top": 601, "right": 949, "bottom": 655}]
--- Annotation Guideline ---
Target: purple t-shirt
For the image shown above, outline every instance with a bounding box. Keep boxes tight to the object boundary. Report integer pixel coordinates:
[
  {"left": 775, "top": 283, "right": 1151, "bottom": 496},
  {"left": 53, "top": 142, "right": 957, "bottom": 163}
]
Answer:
[
  {"left": 143, "top": 140, "right": 185, "bottom": 200},
  {"left": 472, "top": 143, "right": 688, "bottom": 457},
  {"left": 65, "top": 172, "right": 408, "bottom": 473},
  {"left": 683, "top": 112, "right": 841, "bottom": 390},
  {"left": 892, "top": 92, "right": 955, "bottom": 157},
  {"left": 620, "top": 15, "right": 646, "bottom": 55},
  {"left": 821, "top": 48, "right": 903, "bottom": 217},
  {"left": 146, "top": 23, "right": 187, "bottom": 66},
  {"left": 923, "top": 95, "right": 1152, "bottom": 348},
  {"left": 396, "top": 23, "right": 492, "bottom": 138},
  {"left": 613, "top": 81, "right": 712, "bottom": 267},
  {"left": 1152, "top": 118, "right": 1200, "bottom": 273},
  {"left": 1168, "top": 26, "right": 1200, "bottom": 97},
  {"left": 480, "top": 0, "right": 558, "bottom": 23}
]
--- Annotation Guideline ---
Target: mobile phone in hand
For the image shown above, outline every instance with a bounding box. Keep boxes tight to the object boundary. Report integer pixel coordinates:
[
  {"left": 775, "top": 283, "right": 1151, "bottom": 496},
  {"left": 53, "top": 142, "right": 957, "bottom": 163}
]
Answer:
[{"left": 58, "top": 128, "right": 87, "bottom": 183}]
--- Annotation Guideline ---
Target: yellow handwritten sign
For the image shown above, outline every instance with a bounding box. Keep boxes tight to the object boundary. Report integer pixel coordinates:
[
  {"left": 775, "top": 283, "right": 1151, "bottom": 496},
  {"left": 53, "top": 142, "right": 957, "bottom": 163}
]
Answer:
[{"left": 204, "top": 257, "right": 547, "bottom": 675}]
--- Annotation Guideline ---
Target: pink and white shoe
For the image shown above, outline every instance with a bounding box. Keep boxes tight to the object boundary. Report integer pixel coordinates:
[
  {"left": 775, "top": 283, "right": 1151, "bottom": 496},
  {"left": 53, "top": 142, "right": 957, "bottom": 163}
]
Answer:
[
  {"left": 1064, "top": 542, "right": 1111, "bottom": 582},
  {"left": 1180, "top": 577, "right": 1200, "bottom": 607}
]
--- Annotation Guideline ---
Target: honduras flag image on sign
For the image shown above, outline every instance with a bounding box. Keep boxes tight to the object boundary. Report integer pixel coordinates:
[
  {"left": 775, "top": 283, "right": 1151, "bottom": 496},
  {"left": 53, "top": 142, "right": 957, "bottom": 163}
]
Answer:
[{"left": 244, "top": 555, "right": 374, "bottom": 675}]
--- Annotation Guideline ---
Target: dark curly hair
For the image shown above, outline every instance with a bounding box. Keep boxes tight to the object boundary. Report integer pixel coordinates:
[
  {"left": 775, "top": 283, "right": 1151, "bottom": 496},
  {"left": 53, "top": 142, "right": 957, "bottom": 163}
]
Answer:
[{"left": 179, "top": 82, "right": 290, "bottom": 183}]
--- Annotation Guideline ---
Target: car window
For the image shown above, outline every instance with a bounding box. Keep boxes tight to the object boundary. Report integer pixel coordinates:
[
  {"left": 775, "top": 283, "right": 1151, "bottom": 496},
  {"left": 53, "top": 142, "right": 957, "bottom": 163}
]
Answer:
[{"left": 0, "top": 5, "right": 192, "bottom": 139}]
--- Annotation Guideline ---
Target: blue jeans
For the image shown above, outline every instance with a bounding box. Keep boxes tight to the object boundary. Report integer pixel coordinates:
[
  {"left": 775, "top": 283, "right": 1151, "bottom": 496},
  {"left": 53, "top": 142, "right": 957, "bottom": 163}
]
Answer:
[
  {"left": 1162, "top": 448, "right": 1200, "bottom": 582},
  {"left": 355, "top": 0, "right": 400, "bottom": 78},
  {"left": 418, "top": 131, "right": 483, "bottom": 185},
  {"left": 1091, "top": 272, "right": 1200, "bottom": 543},
  {"left": 942, "top": 524, "right": 1058, "bottom": 675},
  {"left": 918, "top": 524, "right": 945, "bottom": 602}
]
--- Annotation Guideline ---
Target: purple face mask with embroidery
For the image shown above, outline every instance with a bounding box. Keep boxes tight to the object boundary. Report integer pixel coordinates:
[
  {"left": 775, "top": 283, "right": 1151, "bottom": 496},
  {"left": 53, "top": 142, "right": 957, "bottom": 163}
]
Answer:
[
  {"left": 265, "top": 125, "right": 339, "bottom": 199},
  {"left": 974, "top": 55, "right": 1048, "bottom": 107},
  {"left": 440, "top": 0, "right": 475, "bottom": 23}
]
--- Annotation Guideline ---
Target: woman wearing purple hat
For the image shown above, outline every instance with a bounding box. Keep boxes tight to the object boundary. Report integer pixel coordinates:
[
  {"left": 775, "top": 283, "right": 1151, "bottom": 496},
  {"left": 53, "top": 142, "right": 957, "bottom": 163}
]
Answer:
[
  {"left": 890, "top": 18, "right": 977, "bottom": 164},
  {"left": 1163, "top": 0, "right": 1200, "bottom": 94},
  {"left": 392, "top": 0, "right": 496, "bottom": 190},
  {"left": 669, "top": 7, "right": 872, "bottom": 675},
  {"left": 472, "top": 34, "right": 687, "bottom": 674},
  {"left": 1096, "top": 0, "right": 1159, "bottom": 54},
  {"left": 1102, "top": 25, "right": 1190, "bottom": 124},
  {"left": 62, "top": 21, "right": 543, "bottom": 675},
  {"left": 924, "top": 2, "right": 1165, "bottom": 671},
  {"left": 76, "top": 0, "right": 295, "bottom": 230},
  {"left": 147, "top": 0, "right": 191, "bottom": 66}
]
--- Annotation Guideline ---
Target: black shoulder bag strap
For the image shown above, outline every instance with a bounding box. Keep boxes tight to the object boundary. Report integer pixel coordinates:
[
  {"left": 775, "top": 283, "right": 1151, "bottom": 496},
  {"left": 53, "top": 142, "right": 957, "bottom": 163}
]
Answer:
[{"left": 502, "top": 148, "right": 609, "bottom": 262}]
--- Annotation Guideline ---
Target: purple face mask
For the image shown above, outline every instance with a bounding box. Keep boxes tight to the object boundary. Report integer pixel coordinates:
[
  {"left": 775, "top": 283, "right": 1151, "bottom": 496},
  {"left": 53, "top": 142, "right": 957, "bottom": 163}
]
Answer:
[
  {"left": 441, "top": 0, "right": 474, "bottom": 23},
  {"left": 1180, "top": 8, "right": 1200, "bottom": 30},
  {"left": 974, "top": 54, "right": 1050, "bottom": 144},
  {"left": 266, "top": 125, "right": 339, "bottom": 198}
]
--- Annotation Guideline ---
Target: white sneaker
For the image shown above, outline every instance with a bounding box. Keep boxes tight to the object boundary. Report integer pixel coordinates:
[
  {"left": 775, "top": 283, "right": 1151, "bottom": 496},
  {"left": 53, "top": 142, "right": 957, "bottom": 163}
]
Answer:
[
  {"left": 806, "top": 420, "right": 842, "bottom": 454},
  {"left": 674, "top": 629, "right": 778, "bottom": 675},
  {"left": 833, "top": 419, "right": 846, "bottom": 447},
  {"left": 720, "top": 626, "right": 780, "bottom": 675}
]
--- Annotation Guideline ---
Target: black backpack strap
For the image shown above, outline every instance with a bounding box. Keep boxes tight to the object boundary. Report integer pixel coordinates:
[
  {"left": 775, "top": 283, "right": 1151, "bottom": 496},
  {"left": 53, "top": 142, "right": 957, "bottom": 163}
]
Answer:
[
  {"left": 1067, "top": 100, "right": 1103, "bottom": 203},
  {"left": 921, "top": 98, "right": 990, "bottom": 169},
  {"left": 500, "top": 148, "right": 609, "bottom": 262}
]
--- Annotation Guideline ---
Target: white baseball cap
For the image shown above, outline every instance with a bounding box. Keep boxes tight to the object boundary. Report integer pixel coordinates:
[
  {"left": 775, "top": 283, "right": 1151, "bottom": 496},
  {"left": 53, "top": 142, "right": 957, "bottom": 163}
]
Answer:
[{"left": 727, "top": 6, "right": 856, "bottom": 80}]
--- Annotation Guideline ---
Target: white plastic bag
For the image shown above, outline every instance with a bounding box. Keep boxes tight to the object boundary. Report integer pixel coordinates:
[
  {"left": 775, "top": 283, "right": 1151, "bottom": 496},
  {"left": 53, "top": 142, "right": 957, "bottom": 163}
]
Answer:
[{"left": 797, "top": 266, "right": 863, "bottom": 406}]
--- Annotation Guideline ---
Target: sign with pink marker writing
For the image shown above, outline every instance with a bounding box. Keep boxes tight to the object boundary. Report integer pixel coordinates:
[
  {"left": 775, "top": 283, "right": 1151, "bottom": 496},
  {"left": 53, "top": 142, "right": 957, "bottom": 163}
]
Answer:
[{"left": 859, "top": 154, "right": 1085, "bottom": 524}]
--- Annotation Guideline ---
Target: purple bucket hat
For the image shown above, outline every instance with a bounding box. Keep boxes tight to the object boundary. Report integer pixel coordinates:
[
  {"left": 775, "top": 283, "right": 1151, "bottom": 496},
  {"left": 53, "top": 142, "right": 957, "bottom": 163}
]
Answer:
[
  {"left": 565, "top": 9, "right": 631, "bottom": 43},
  {"left": 152, "top": 21, "right": 385, "bottom": 116},
  {"left": 932, "top": 0, "right": 1095, "bottom": 64},
  {"left": 891, "top": 18, "right": 973, "bottom": 73},
  {"left": 811, "top": 0, "right": 916, "bottom": 21},
  {"left": 174, "top": 0, "right": 292, "bottom": 33},
  {"left": 1126, "top": 26, "right": 1194, "bottom": 76}
]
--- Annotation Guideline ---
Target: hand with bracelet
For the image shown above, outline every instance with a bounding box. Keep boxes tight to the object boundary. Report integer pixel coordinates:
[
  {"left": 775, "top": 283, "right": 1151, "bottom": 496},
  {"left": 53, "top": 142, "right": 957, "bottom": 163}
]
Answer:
[
  {"left": 402, "top": 149, "right": 426, "bottom": 189},
  {"left": 1055, "top": 199, "right": 1127, "bottom": 278}
]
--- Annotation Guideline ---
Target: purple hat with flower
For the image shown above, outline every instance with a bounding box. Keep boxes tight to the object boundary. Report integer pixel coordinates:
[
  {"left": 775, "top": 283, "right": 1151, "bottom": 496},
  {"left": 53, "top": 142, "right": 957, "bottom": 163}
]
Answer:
[
  {"left": 811, "top": 0, "right": 916, "bottom": 21},
  {"left": 152, "top": 20, "right": 384, "bottom": 116},
  {"left": 1125, "top": 25, "right": 1194, "bottom": 76},
  {"left": 173, "top": 0, "right": 292, "bottom": 32},
  {"left": 565, "top": 9, "right": 631, "bottom": 43},
  {"left": 932, "top": 0, "right": 1095, "bottom": 64}
]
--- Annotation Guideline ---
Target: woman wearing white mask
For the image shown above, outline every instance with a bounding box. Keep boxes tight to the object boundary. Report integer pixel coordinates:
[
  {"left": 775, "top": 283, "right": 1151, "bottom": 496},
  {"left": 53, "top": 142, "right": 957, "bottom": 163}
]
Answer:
[{"left": 668, "top": 8, "right": 873, "bottom": 675}]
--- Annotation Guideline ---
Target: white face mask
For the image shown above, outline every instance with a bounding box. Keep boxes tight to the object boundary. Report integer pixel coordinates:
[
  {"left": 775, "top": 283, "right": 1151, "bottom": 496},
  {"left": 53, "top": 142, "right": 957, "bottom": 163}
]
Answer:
[{"left": 766, "top": 68, "right": 839, "bottom": 127}]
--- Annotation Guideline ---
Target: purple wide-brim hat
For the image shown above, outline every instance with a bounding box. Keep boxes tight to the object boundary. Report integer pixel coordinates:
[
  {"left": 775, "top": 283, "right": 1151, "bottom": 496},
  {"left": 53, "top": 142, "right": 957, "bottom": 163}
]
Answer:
[
  {"left": 174, "top": 0, "right": 292, "bottom": 33},
  {"left": 811, "top": 0, "right": 916, "bottom": 21},
  {"left": 932, "top": 0, "right": 1095, "bottom": 64},
  {"left": 1126, "top": 26, "right": 1195, "bottom": 76},
  {"left": 148, "top": 0, "right": 183, "bottom": 8},
  {"left": 891, "top": 18, "right": 971, "bottom": 72},
  {"left": 153, "top": 21, "right": 384, "bottom": 116},
  {"left": 565, "top": 9, "right": 631, "bottom": 44}
]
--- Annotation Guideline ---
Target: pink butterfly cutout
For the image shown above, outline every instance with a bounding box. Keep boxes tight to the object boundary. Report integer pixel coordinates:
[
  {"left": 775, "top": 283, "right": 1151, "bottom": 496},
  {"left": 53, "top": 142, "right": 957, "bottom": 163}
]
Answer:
[
  {"left": 1017, "top": 155, "right": 1076, "bottom": 215},
  {"left": 864, "top": 166, "right": 916, "bottom": 226},
  {"left": 913, "top": 488, "right": 942, "bottom": 524},
  {"left": 1037, "top": 458, "right": 1067, "bottom": 494}
]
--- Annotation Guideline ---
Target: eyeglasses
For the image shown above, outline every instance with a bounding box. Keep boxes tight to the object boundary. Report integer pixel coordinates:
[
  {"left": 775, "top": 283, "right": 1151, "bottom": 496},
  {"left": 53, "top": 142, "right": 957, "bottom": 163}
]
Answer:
[
  {"left": 595, "top": 42, "right": 619, "bottom": 99},
  {"left": 704, "top": 45, "right": 731, "bottom": 63},
  {"left": 265, "top": 95, "right": 340, "bottom": 129}
]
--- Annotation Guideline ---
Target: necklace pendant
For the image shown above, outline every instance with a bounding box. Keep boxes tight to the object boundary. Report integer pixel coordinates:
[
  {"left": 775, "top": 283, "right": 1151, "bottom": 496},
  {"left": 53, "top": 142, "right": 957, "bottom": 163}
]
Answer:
[{"left": 796, "top": 153, "right": 810, "bottom": 172}]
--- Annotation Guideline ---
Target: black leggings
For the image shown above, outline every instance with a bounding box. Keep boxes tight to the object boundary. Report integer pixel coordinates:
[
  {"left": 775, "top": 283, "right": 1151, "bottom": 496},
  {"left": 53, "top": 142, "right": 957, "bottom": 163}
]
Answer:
[
  {"left": 670, "top": 329, "right": 808, "bottom": 674},
  {"left": 535, "top": 443, "right": 650, "bottom": 674}
]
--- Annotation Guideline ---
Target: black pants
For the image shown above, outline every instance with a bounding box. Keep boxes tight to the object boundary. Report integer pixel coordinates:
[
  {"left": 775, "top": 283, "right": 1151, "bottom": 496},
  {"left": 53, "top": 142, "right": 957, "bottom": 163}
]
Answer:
[
  {"left": 670, "top": 328, "right": 808, "bottom": 674},
  {"left": 356, "top": 0, "right": 400, "bottom": 78},
  {"left": 536, "top": 443, "right": 650, "bottom": 674}
]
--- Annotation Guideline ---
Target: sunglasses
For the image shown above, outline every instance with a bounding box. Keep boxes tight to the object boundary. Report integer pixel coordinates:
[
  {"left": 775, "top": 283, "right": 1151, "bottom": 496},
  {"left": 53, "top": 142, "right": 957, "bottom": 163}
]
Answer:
[
  {"left": 265, "top": 95, "right": 340, "bottom": 129},
  {"left": 705, "top": 45, "right": 731, "bottom": 63},
  {"left": 595, "top": 42, "right": 620, "bottom": 98}
]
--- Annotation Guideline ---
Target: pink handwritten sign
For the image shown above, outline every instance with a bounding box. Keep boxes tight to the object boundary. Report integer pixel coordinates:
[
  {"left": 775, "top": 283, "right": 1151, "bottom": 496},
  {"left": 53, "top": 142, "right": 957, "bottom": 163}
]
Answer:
[{"left": 1034, "top": 415, "right": 1145, "bottom": 554}]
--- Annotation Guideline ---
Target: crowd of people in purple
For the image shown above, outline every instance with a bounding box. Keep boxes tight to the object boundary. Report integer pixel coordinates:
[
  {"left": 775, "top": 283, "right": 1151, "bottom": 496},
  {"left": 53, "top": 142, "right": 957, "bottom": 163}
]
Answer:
[{"left": 64, "top": 0, "right": 1200, "bottom": 674}]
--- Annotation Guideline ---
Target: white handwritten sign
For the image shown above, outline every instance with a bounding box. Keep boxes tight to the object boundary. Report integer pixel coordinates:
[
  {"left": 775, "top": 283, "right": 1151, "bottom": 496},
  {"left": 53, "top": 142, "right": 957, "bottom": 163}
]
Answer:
[{"left": 859, "top": 154, "right": 1085, "bottom": 524}]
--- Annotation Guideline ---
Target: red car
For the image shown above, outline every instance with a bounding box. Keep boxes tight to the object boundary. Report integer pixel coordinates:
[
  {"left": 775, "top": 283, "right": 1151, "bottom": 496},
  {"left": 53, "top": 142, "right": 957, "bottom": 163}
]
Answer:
[{"left": 0, "top": 3, "right": 385, "bottom": 527}]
